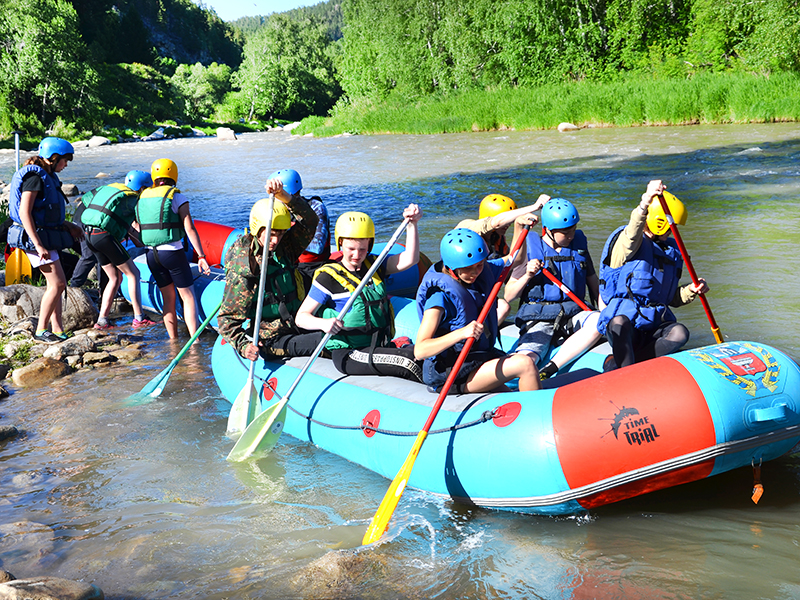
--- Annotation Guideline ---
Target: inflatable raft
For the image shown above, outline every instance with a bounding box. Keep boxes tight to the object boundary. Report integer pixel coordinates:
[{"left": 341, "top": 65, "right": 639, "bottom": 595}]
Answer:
[{"left": 212, "top": 311, "right": 800, "bottom": 514}]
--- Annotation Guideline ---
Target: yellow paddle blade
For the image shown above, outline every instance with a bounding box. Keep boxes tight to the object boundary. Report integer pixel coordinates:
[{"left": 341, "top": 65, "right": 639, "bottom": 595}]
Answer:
[
  {"left": 362, "top": 430, "right": 427, "bottom": 545},
  {"left": 226, "top": 377, "right": 259, "bottom": 437},
  {"left": 6, "top": 248, "right": 32, "bottom": 285}
]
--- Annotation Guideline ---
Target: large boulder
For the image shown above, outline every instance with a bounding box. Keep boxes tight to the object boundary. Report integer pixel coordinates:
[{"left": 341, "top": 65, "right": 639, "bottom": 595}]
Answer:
[
  {"left": 216, "top": 127, "right": 237, "bottom": 141},
  {"left": 11, "top": 357, "right": 72, "bottom": 387},
  {"left": 0, "top": 285, "right": 98, "bottom": 331}
]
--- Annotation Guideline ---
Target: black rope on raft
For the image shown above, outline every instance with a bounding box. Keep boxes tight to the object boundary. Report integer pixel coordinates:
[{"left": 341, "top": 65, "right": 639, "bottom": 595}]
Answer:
[{"left": 227, "top": 350, "right": 498, "bottom": 436}]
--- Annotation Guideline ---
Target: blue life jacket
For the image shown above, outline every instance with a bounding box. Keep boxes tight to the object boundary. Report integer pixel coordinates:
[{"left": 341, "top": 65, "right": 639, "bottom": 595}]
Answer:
[
  {"left": 515, "top": 231, "right": 588, "bottom": 325},
  {"left": 416, "top": 261, "right": 501, "bottom": 371},
  {"left": 8, "top": 165, "right": 72, "bottom": 251},
  {"left": 597, "top": 225, "right": 683, "bottom": 334}
]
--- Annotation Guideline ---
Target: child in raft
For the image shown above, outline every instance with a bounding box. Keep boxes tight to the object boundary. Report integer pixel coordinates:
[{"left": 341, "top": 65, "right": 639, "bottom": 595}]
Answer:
[
  {"left": 505, "top": 198, "right": 603, "bottom": 380},
  {"left": 597, "top": 180, "right": 709, "bottom": 370},
  {"left": 294, "top": 205, "right": 425, "bottom": 380},
  {"left": 414, "top": 220, "right": 540, "bottom": 394},
  {"left": 457, "top": 193, "right": 550, "bottom": 323}
]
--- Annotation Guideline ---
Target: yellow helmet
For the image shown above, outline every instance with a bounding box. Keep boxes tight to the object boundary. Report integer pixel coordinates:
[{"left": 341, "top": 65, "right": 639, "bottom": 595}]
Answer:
[
  {"left": 647, "top": 190, "right": 687, "bottom": 236},
  {"left": 250, "top": 199, "right": 292, "bottom": 237},
  {"left": 335, "top": 212, "right": 375, "bottom": 251},
  {"left": 479, "top": 194, "right": 517, "bottom": 220},
  {"left": 151, "top": 158, "right": 178, "bottom": 184}
]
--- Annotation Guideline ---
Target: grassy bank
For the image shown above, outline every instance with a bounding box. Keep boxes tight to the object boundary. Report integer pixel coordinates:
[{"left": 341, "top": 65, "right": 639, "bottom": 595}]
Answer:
[{"left": 295, "top": 72, "right": 800, "bottom": 137}]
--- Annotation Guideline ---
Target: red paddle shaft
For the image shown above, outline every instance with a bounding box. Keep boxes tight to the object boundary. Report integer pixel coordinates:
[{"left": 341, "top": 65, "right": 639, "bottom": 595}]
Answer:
[
  {"left": 540, "top": 268, "right": 592, "bottom": 312},
  {"left": 656, "top": 194, "right": 723, "bottom": 344}
]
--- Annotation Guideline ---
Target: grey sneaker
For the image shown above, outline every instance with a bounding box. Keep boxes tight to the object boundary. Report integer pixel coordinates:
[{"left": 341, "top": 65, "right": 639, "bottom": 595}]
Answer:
[{"left": 33, "top": 330, "right": 62, "bottom": 344}]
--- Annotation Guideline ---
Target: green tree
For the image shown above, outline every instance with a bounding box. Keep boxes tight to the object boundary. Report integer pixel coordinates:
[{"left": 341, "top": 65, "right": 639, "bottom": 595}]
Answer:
[
  {"left": 232, "top": 14, "right": 340, "bottom": 120},
  {"left": 0, "top": 0, "right": 97, "bottom": 134},
  {"left": 171, "top": 61, "right": 232, "bottom": 120}
]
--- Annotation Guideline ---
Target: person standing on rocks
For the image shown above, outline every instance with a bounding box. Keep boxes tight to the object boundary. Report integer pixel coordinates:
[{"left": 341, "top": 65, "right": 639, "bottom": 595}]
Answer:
[
  {"left": 80, "top": 169, "right": 156, "bottom": 330},
  {"left": 7, "top": 137, "right": 84, "bottom": 344}
]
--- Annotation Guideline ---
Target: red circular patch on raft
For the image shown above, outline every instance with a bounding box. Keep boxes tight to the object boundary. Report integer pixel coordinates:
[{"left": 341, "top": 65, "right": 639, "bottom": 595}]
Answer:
[
  {"left": 493, "top": 402, "right": 522, "bottom": 427},
  {"left": 362, "top": 410, "right": 381, "bottom": 437},
  {"left": 262, "top": 377, "right": 278, "bottom": 402}
]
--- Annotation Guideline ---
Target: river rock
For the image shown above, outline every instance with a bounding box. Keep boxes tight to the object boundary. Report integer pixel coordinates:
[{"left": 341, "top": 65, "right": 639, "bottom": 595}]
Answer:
[
  {"left": 557, "top": 122, "right": 581, "bottom": 132},
  {"left": 216, "top": 127, "right": 237, "bottom": 141},
  {"left": 42, "top": 335, "right": 96, "bottom": 360},
  {"left": 284, "top": 122, "right": 301, "bottom": 131},
  {"left": 0, "top": 572, "right": 13, "bottom": 584},
  {"left": 61, "top": 184, "right": 80, "bottom": 196},
  {"left": 0, "top": 385, "right": 8, "bottom": 398},
  {"left": 108, "top": 347, "right": 145, "bottom": 363},
  {"left": 0, "top": 425, "right": 18, "bottom": 440},
  {"left": 191, "top": 128, "right": 207, "bottom": 137},
  {"left": 94, "top": 173, "right": 110, "bottom": 178},
  {"left": 0, "top": 364, "right": 11, "bottom": 380},
  {"left": 0, "top": 285, "right": 98, "bottom": 331},
  {"left": 87, "top": 136, "right": 111, "bottom": 147},
  {"left": 0, "top": 576, "right": 104, "bottom": 600},
  {"left": 81, "top": 351, "right": 116, "bottom": 366},
  {"left": 11, "top": 357, "right": 72, "bottom": 387}
]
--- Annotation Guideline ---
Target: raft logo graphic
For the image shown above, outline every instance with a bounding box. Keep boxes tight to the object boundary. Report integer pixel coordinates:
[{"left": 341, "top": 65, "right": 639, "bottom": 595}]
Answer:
[
  {"left": 690, "top": 343, "right": 780, "bottom": 396},
  {"left": 599, "top": 402, "right": 661, "bottom": 446}
]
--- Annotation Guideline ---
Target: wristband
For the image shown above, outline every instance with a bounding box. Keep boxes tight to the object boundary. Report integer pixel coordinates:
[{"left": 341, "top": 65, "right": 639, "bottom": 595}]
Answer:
[{"left": 197, "top": 255, "right": 206, "bottom": 260}]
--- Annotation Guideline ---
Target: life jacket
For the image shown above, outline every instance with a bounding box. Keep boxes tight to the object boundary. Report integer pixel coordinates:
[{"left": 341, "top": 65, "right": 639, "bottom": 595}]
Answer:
[
  {"left": 261, "top": 252, "right": 305, "bottom": 325},
  {"left": 299, "top": 195, "right": 331, "bottom": 260},
  {"left": 135, "top": 185, "right": 183, "bottom": 246},
  {"left": 486, "top": 230, "right": 509, "bottom": 259},
  {"left": 315, "top": 256, "right": 394, "bottom": 350},
  {"left": 415, "top": 261, "right": 500, "bottom": 371},
  {"left": 7, "top": 165, "right": 73, "bottom": 251},
  {"left": 597, "top": 225, "right": 683, "bottom": 334},
  {"left": 515, "top": 230, "right": 588, "bottom": 326},
  {"left": 80, "top": 183, "right": 139, "bottom": 241}
]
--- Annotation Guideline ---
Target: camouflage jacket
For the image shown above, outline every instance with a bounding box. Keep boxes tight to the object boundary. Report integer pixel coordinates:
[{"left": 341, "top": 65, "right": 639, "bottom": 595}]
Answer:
[{"left": 218, "top": 195, "right": 319, "bottom": 357}]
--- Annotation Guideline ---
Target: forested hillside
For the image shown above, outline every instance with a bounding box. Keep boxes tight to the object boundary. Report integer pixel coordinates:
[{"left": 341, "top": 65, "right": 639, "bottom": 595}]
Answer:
[{"left": 1, "top": 0, "right": 798, "bottom": 144}]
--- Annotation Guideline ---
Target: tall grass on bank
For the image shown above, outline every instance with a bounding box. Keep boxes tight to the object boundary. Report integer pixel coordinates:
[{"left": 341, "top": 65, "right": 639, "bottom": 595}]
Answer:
[{"left": 295, "top": 72, "right": 800, "bottom": 137}]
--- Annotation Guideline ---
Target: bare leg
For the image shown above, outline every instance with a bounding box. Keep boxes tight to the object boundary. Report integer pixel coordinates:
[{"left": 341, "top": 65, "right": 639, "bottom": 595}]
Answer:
[
  {"left": 160, "top": 284, "right": 178, "bottom": 339},
  {"left": 465, "top": 353, "right": 540, "bottom": 393},
  {"left": 116, "top": 259, "right": 145, "bottom": 317},
  {"left": 176, "top": 285, "right": 199, "bottom": 336},
  {"left": 37, "top": 260, "right": 67, "bottom": 333},
  {"left": 97, "top": 264, "right": 122, "bottom": 320}
]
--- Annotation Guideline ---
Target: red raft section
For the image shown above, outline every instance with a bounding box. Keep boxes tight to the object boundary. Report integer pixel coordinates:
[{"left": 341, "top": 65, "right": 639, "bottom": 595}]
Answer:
[
  {"left": 192, "top": 220, "right": 237, "bottom": 267},
  {"left": 553, "top": 357, "right": 717, "bottom": 508}
]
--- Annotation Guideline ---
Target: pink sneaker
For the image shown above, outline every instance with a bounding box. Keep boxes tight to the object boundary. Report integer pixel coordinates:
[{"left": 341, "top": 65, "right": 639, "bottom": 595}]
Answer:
[
  {"left": 93, "top": 322, "right": 114, "bottom": 330},
  {"left": 133, "top": 317, "right": 156, "bottom": 328}
]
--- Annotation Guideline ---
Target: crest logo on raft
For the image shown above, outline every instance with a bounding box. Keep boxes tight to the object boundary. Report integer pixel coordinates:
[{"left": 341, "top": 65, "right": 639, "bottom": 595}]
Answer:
[
  {"left": 689, "top": 343, "right": 780, "bottom": 397},
  {"left": 600, "top": 403, "right": 661, "bottom": 446}
]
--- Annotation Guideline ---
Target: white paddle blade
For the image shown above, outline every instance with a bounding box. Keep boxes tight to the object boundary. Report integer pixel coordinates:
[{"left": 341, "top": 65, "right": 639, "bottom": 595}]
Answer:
[
  {"left": 226, "top": 380, "right": 258, "bottom": 437},
  {"left": 226, "top": 401, "right": 288, "bottom": 462}
]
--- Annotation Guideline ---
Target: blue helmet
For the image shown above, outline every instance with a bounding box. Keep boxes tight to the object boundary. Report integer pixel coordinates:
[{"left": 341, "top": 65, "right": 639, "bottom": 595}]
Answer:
[
  {"left": 38, "top": 137, "right": 74, "bottom": 160},
  {"left": 124, "top": 170, "right": 153, "bottom": 191},
  {"left": 541, "top": 198, "right": 579, "bottom": 230},
  {"left": 268, "top": 169, "right": 302, "bottom": 195},
  {"left": 440, "top": 228, "right": 489, "bottom": 270}
]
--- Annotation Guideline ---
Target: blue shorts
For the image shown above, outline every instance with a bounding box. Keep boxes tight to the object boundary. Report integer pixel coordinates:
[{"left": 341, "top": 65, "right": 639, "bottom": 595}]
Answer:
[{"left": 422, "top": 347, "right": 506, "bottom": 394}]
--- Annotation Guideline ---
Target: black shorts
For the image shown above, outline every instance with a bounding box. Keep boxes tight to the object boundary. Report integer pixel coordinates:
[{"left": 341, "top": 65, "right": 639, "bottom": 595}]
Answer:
[
  {"left": 86, "top": 230, "right": 130, "bottom": 267},
  {"left": 146, "top": 247, "right": 194, "bottom": 289},
  {"left": 261, "top": 330, "right": 326, "bottom": 358}
]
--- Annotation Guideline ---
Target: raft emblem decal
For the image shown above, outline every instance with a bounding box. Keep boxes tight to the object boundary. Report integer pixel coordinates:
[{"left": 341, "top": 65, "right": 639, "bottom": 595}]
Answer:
[
  {"left": 599, "top": 402, "right": 660, "bottom": 446},
  {"left": 689, "top": 343, "right": 780, "bottom": 396}
]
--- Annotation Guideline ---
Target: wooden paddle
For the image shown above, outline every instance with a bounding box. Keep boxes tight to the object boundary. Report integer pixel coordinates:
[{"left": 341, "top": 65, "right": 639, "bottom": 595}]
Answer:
[
  {"left": 226, "top": 217, "right": 411, "bottom": 462},
  {"left": 656, "top": 194, "right": 723, "bottom": 344},
  {"left": 361, "top": 225, "right": 530, "bottom": 545},
  {"left": 126, "top": 300, "right": 221, "bottom": 404},
  {"left": 6, "top": 248, "right": 32, "bottom": 284},
  {"left": 540, "top": 268, "right": 592, "bottom": 312},
  {"left": 227, "top": 195, "right": 275, "bottom": 437}
]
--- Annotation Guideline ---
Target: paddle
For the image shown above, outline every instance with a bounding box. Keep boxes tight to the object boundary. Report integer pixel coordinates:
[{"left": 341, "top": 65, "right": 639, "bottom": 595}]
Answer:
[
  {"left": 541, "top": 268, "right": 592, "bottom": 312},
  {"left": 362, "top": 225, "right": 530, "bottom": 545},
  {"left": 6, "top": 248, "right": 32, "bottom": 284},
  {"left": 226, "top": 194, "right": 275, "bottom": 437},
  {"left": 126, "top": 300, "right": 221, "bottom": 404},
  {"left": 656, "top": 194, "right": 723, "bottom": 344},
  {"left": 226, "top": 217, "right": 412, "bottom": 462}
]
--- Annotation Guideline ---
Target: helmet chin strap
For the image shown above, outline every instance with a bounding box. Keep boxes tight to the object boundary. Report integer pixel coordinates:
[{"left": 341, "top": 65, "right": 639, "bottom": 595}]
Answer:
[{"left": 544, "top": 227, "right": 567, "bottom": 250}]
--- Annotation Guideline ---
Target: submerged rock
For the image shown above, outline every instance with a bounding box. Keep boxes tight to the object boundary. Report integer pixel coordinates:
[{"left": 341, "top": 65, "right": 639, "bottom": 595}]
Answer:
[
  {"left": 0, "top": 576, "right": 104, "bottom": 600},
  {"left": 0, "top": 425, "right": 18, "bottom": 441}
]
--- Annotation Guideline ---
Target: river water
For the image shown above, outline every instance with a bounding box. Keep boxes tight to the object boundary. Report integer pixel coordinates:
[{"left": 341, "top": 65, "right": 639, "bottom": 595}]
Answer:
[{"left": 2, "top": 124, "right": 800, "bottom": 599}]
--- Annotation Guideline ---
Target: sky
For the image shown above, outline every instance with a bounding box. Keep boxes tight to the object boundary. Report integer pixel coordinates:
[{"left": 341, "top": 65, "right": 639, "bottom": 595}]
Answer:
[{"left": 197, "top": 0, "right": 318, "bottom": 22}]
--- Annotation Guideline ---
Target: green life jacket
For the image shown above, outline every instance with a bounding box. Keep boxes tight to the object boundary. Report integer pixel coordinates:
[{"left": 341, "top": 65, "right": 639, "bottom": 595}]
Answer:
[
  {"left": 316, "top": 257, "right": 394, "bottom": 350},
  {"left": 80, "top": 183, "right": 139, "bottom": 241},
  {"left": 136, "top": 185, "right": 183, "bottom": 246},
  {"left": 261, "top": 253, "right": 305, "bottom": 324}
]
